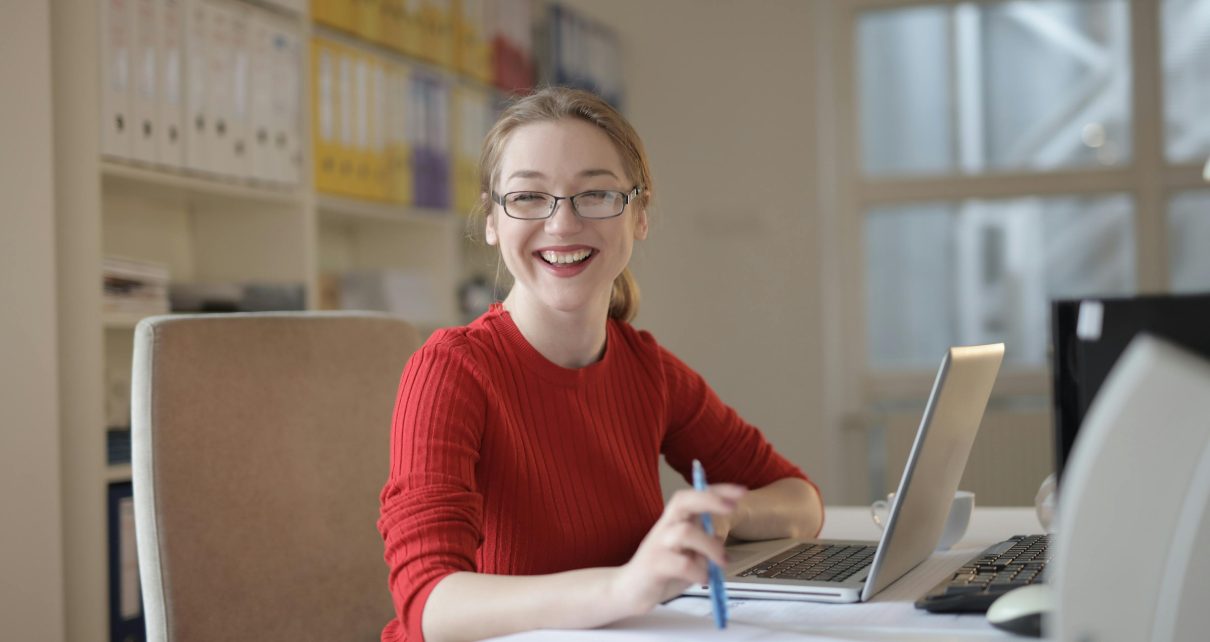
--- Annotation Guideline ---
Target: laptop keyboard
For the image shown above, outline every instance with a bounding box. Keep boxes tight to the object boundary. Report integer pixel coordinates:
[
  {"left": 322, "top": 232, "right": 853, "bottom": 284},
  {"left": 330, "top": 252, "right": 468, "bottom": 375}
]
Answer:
[
  {"left": 915, "top": 534, "right": 1052, "bottom": 612},
  {"left": 738, "top": 543, "right": 877, "bottom": 583}
]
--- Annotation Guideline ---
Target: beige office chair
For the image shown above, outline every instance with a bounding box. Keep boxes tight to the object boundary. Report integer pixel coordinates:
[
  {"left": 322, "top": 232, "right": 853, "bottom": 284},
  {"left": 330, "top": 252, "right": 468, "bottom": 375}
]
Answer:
[{"left": 131, "top": 312, "right": 421, "bottom": 642}]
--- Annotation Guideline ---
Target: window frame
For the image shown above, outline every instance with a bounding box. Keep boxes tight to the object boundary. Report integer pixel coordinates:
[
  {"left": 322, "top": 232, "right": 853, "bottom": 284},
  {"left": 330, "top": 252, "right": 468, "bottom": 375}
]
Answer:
[{"left": 820, "top": 0, "right": 1210, "bottom": 414}]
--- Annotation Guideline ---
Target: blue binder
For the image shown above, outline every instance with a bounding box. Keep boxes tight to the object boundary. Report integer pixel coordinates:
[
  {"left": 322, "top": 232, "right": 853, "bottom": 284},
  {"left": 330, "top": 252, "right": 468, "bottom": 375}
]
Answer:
[{"left": 108, "top": 482, "right": 145, "bottom": 642}]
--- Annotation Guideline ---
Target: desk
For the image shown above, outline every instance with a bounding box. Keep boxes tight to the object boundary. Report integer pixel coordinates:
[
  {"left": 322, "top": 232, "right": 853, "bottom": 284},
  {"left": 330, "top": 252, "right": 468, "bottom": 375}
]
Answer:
[{"left": 492, "top": 506, "right": 1042, "bottom": 641}]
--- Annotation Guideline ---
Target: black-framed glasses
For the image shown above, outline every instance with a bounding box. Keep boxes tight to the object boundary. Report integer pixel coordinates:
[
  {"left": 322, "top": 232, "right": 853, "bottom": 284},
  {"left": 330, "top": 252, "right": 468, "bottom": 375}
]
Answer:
[{"left": 491, "top": 185, "right": 642, "bottom": 220}]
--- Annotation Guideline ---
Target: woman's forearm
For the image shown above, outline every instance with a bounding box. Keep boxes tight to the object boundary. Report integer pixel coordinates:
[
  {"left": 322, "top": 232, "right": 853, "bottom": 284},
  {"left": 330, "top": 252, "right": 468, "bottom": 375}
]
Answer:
[
  {"left": 730, "top": 477, "right": 824, "bottom": 541},
  {"left": 422, "top": 567, "right": 633, "bottom": 642}
]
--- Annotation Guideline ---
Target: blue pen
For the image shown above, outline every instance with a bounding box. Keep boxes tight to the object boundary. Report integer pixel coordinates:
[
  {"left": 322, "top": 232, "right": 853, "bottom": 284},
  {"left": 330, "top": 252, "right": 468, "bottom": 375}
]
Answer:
[{"left": 692, "top": 459, "right": 728, "bottom": 629}]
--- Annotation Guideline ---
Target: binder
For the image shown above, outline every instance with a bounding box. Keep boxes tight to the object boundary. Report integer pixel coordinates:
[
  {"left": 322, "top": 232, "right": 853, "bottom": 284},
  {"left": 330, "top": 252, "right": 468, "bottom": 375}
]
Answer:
[
  {"left": 369, "top": 57, "right": 389, "bottom": 200},
  {"left": 272, "top": 18, "right": 303, "bottom": 185},
  {"left": 311, "top": 37, "right": 341, "bottom": 193},
  {"left": 453, "top": 84, "right": 487, "bottom": 214},
  {"left": 108, "top": 482, "right": 145, "bottom": 642},
  {"left": 247, "top": 7, "right": 275, "bottom": 182},
  {"left": 399, "top": 0, "right": 422, "bottom": 57},
  {"left": 455, "top": 0, "right": 489, "bottom": 82},
  {"left": 101, "top": 0, "right": 135, "bottom": 160},
  {"left": 412, "top": 73, "right": 450, "bottom": 209},
  {"left": 352, "top": 49, "right": 371, "bottom": 198},
  {"left": 226, "top": 0, "right": 252, "bottom": 179},
  {"left": 356, "top": 0, "right": 382, "bottom": 45},
  {"left": 157, "top": 0, "right": 187, "bottom": 169},
  {"left": 204, "top": 0, "right": 236, "bottom": 176},
  {"left": 337, "top": 44, "right": 357, "bottom": 195},
  {"left": 130, "top": 0, "right": 159, "bottom": 164},
  {"left": 379, "top": 0, "right": 401, "bottom": 53},
  {"left": 183, "top": 0, "right": 210, "bottom": 173},
  {"left": 384, "top": 61, "right": 413, "bottom": 204}
]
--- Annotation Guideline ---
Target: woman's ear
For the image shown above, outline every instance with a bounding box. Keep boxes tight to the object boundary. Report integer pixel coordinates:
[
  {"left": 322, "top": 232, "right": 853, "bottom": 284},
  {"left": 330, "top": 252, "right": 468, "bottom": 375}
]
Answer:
[
  {"left": 484, "top": 205, "right": 498, "bottom": 246},
  {"left": 633, "top": 205, "right": 649, "bottom": 241}
]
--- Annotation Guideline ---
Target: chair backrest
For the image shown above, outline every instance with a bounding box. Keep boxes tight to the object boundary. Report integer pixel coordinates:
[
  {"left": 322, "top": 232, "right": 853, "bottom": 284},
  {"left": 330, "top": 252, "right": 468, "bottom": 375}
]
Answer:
[{"left": 131, "top": 312, "right": 421, "bottom": 642}]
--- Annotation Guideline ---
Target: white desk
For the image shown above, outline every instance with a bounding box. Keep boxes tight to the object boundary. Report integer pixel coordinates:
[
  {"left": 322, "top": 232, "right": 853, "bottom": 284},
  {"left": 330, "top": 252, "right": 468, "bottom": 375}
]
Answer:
[{"left": 493, "top": 506, "right": 1043, "bottom": 641}]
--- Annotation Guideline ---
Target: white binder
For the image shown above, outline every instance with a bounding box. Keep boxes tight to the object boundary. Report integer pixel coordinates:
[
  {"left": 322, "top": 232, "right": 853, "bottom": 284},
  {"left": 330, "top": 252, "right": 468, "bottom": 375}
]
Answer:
[
  {"left": 157, "top": 0, "right": 186, "bottom": 169},
  {"left": 247, "top": 8, "right": 274, "bottom": 183},
  {"left": 130, "top": 0, "right": 159, "bottom": 164},
  {"left": 226, "top": 0, "right": 251, "bottom": 179},
  {"left": 101, "top": 0, "right": 135, "bottom": 161},
  {"left": 270, "top": 20, "right": 301, "bottom": 185},
  {"left": 183, "top": 0, "right": 210, "bottom": 173},
  {"left": 204, "top": 0, "right": 235, "bottom": 176}
]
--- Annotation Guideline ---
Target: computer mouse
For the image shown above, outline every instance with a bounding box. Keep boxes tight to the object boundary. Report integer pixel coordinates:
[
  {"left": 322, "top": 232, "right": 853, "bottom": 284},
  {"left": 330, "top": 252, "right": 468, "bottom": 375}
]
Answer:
[{"left": 986, "top": 584, "right": 1053, "bottom": 637}]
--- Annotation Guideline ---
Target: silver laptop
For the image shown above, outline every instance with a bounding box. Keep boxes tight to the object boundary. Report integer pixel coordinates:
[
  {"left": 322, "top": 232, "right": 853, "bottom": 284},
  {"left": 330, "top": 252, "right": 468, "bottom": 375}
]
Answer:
[{"left": 686, "top": 343, "right": 1005, "bottom": 603}]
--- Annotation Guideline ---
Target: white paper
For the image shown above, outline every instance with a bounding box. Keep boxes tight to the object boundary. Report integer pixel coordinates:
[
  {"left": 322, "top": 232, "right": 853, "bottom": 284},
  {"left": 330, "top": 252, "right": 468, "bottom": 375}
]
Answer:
[
  {"left": 663, "top": 548, "right": 1000, "bottom": 636},
  {"left": 488, "top": 605, "right": 852, "bottom": 642}
]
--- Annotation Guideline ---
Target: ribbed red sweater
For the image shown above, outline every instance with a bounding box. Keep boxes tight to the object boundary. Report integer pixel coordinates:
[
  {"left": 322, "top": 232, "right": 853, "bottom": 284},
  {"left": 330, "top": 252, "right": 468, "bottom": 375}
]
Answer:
[{"left": 377, "top": 304, "right": 815, "bottom": 642}]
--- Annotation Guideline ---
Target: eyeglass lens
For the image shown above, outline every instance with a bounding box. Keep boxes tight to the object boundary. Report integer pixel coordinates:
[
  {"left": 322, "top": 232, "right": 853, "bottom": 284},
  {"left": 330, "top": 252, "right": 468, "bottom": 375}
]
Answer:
[{"left": 505, "top": 191, "right": 625, "bottom": 219}]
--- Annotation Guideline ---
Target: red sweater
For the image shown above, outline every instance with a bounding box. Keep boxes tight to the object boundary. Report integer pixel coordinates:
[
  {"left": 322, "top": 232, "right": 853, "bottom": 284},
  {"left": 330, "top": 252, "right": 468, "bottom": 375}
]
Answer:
[{"left": 378, "top": 304, "right": 815, "bottom": 642}]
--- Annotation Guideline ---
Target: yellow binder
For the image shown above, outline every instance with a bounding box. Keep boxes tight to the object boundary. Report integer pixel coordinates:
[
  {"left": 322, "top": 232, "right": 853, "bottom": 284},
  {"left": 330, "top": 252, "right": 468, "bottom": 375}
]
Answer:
[
  {"left": 384, "top": 61, "right": 414, "bottom": 205},
  {"left": 310, "top": 37, "right": 342, "bottom": 195}
]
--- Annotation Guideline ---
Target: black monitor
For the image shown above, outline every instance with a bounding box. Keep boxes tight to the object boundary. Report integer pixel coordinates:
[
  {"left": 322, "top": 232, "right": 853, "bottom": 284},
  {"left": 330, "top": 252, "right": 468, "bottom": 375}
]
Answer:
[{"left": 1051, "top": 293, "right": 1210, "bottom": 483}]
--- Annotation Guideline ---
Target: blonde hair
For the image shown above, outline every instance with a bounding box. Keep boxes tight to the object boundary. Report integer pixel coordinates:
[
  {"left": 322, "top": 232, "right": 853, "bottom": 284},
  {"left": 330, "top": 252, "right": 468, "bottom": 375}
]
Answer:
[{"left": 472, "top": 87, "right": 653, "bottom": 323}]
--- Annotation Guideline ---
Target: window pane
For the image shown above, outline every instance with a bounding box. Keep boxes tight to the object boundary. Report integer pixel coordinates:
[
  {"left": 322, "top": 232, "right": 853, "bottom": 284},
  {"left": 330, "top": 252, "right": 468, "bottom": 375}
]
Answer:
[
  {"left": 1169, "top": 190, "right": 1210, "bottom": 293},
  {"left": 859, "top": 0, "right": 1132, "bottom": 177},
  {"left": 865, "top": 194, "right": 1136, "bottom": 369},
  {"left": 1163, "top": 0, "right": 1210, "bottom": 164}
]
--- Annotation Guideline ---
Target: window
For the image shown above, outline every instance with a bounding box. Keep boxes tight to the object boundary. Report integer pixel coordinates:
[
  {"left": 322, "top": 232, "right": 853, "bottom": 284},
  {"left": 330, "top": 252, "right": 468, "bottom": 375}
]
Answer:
[
  {"left": 859, "top": 1, "right": 1132, "bottom": 176},
  {"left": 847, "top": 0, "right": 1210, "bottom": 376},
  {"left": 865, "top": 194, "right": 1135, "bottom": 369}
]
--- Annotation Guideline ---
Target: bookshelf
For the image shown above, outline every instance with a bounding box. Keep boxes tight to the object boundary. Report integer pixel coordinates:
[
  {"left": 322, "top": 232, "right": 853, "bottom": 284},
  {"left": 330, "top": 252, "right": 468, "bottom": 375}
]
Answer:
[{"left": 45, "top": 0, "right": 622, "bottom": 639}]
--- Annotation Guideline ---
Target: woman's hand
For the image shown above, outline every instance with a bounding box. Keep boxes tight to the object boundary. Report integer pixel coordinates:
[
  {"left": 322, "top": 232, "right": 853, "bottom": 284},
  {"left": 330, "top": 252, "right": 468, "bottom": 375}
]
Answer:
[{"left": 608, "top": 484, "right": 747, "bottom": 618}]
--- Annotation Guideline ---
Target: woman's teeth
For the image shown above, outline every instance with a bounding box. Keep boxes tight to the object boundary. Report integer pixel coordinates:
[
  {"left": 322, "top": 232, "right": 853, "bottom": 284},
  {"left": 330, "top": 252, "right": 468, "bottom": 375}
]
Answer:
[{"left": 540, "top": 249, "right": 593, "bottom": 265}]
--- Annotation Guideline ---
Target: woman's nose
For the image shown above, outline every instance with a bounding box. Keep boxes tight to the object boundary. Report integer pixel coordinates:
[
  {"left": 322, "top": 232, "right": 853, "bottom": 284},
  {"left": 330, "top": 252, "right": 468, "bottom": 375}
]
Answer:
[{"left": 544, "top": 198, "right": 583, "bottom": 234}]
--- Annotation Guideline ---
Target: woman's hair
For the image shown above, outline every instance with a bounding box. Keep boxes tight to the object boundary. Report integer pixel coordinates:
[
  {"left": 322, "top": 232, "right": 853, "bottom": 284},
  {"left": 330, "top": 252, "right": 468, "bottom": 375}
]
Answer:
[{"left": 473, "top": 87, "right": 653, "bottom": 323}]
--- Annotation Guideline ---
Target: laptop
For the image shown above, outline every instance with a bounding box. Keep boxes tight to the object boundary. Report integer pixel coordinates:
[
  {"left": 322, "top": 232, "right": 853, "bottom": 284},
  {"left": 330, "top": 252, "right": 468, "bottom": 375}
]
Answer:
[{"left": 686, "top": 343, "right": 1005, "bottom": 603}]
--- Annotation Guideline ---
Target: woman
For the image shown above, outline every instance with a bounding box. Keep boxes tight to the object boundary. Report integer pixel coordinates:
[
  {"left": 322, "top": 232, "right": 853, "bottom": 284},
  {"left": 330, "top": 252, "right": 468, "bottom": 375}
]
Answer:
[{"left": 378, "top": 87, "right": 824, "bottom": 642}]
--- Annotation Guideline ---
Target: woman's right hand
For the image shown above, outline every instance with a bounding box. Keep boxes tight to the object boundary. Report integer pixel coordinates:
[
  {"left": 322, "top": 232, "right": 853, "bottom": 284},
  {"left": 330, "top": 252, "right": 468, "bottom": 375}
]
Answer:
[{"left": 609, "top": 484, "right": 747, "bottom": 617}]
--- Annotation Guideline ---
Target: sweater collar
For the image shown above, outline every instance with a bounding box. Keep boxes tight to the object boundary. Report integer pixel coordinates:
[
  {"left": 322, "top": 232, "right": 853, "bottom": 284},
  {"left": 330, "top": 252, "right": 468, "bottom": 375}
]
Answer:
[{"left": 483, "top": 303, "right": 616, "bottom": 387}]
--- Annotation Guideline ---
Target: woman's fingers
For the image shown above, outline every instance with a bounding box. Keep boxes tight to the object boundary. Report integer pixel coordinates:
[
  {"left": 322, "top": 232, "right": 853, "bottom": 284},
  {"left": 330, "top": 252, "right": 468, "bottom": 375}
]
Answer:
[
  {"left": 660, "top": 520, "right": 727, "bottom": 567},
  {"left": 663, "top": 485, "right": 746, "bottom": 524}
]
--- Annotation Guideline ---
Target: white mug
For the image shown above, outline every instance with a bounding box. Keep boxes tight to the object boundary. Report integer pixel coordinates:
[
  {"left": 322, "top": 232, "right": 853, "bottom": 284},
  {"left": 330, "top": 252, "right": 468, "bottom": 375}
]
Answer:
[{"left": 870, "top": 490, "right": 975, "bottom": 551}]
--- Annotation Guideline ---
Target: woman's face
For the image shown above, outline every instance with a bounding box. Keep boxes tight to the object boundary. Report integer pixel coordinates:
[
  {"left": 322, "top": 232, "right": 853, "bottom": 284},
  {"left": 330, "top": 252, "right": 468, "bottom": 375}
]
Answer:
[{"left": 486, "top": 118, "right": 647, "bottom": 317}]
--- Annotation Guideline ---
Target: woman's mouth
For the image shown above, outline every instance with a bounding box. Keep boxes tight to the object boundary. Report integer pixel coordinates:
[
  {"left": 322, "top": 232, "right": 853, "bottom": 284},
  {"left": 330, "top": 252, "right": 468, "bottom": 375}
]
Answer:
[{"left": 538, "top": 248, "right": 595, "bottom": 265}]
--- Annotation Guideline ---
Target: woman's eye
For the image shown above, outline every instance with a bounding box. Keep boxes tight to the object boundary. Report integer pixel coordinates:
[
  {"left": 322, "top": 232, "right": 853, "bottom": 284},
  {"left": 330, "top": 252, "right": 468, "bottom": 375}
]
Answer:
[{"left": 511, "top": 193, "right": 544, "bottom": 203}]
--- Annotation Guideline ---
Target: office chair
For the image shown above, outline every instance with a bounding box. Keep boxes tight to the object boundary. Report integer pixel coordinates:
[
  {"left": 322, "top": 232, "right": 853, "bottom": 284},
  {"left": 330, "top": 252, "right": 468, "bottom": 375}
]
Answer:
[{"left": 131, "top": 312, "right": 421, "bottom": 642}]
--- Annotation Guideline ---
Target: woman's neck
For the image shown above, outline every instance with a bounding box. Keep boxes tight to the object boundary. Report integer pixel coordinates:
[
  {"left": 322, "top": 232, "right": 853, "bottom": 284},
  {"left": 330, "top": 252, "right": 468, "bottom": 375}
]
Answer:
[{"left": 502, "top": 290, "right": 610, "bottom": 369}]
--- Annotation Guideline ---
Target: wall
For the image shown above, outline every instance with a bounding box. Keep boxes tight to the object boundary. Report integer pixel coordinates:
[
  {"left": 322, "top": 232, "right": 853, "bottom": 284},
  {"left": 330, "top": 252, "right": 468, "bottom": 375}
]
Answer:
[
  {"left": 557, "top": 1, "right": 833, "bottom": 495},
  {"left": 0, "top": 1, "right": 66, "bottom": 640}
]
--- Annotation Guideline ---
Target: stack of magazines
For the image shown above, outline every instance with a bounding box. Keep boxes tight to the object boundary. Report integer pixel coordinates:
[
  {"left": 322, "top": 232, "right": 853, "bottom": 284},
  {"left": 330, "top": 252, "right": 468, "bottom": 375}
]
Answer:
[{"left": 103, "top": 256, "right": 170, "bottom": 316}]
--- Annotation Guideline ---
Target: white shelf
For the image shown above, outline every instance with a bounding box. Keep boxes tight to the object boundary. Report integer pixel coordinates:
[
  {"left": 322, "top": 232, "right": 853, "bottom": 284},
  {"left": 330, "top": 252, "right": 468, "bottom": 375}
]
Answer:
[
  {"left": 317, "top": 193, "right": 463, "bottom": 227},
  {"left": 105, "top": 464, "right": 132, "bottom": 484},
  {"left": 102, "top": 311, "right": 166, "bottom": 330},
  {"left": 101, "top": 160, "right": 304, "bottom": 207}
]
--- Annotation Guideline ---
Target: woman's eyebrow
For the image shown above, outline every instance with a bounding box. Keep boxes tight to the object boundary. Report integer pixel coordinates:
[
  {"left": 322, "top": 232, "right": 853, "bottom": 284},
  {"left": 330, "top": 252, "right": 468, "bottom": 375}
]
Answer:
[
  {"left": 578, "top": 168, "right": 620, "bottom": 180},
  {"left": 506, "top": 168, "right": 621, "bottom": 181}
]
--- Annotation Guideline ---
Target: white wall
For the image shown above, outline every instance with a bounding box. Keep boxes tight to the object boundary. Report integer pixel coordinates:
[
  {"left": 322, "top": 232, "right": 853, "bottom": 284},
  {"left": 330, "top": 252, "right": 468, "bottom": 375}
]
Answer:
[
  {"left": 0, "top": 1, "right": 66, "bottom": 640},
  {"left": 557, "top": 1, "right": 834, "bottom": 496}
]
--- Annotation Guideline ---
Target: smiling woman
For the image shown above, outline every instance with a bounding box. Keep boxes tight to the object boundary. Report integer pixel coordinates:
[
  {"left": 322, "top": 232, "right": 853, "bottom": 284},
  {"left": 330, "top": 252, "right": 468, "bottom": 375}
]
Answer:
[{"left": 376, "top": 87, "right": 825, "bottom": 642}]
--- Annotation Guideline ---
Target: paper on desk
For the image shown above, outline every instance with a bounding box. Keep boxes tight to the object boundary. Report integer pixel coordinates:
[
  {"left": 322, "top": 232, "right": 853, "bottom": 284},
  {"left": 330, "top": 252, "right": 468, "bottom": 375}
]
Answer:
[
  {"left": 487, "top": 605, "right": 853, "bottom": 641},
  {"left": 664, "top": 548, "right": 1000, "bottom": 636}
]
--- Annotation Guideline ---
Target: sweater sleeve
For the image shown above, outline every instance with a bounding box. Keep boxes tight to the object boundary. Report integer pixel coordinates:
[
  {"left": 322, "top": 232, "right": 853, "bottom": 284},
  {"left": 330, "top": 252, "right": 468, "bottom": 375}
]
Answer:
[
  {"left": 659, "top": 346, "right": 818, "bottom": 499},
  {"left": 378, "top": 338, "right": 487, "bottom": 642}
]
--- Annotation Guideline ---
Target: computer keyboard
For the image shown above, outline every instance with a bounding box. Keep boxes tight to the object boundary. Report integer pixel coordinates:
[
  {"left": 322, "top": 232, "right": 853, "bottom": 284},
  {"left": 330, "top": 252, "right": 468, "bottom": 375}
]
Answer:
[
  {"left": 915, "top": 534, "right": 1051, "bottom": 613},
  {"left": 737, "top": 543, "right": 877, "bottom": 582}
]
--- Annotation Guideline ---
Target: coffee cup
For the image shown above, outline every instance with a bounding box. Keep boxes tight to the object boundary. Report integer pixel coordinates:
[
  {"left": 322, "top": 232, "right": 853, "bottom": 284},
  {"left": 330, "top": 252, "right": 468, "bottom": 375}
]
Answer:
[{"left": 870, "top": 490, "right": 975, "bottom": 551}]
